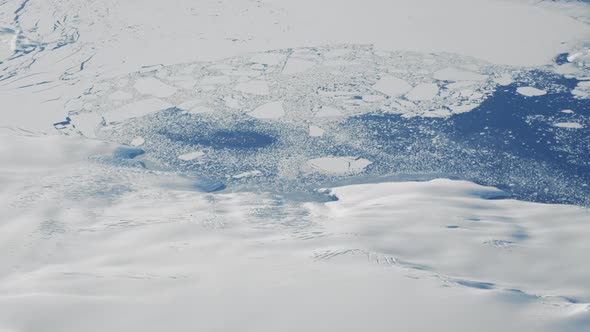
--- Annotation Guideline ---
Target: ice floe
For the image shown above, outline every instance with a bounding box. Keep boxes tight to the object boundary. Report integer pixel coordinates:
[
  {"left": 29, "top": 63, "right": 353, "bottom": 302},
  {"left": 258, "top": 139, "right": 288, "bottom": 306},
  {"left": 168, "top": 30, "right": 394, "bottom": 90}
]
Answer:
[
  {"left": 553, "top": 122, "right": 584, "bottom": 129},
  {"left": 405, "top": 83, "right": 439, "bottom": 101},
  {"left": 251, "top": 52, "right": 285, "bottom": 66},
  {"left": 200, "top": 75, "right": 232, "bottom": 86},
  {"left": 249, "top": 101, "right": 285, "bottom": 119},
  {"left": 234, "top": 79, "right": 270, "bottom": 95},
  {"left": 516, "top": 86, "right": 547, "bottom": 97},
  {"left": 282, "top": 58, "right": 315, "bottom": 74},
  {"left": 307, "top": 157, "right": 372, "bottom": 174},
  {"left": 134, "top": 77, "right": 177, "bottom": 98},
  {"left": 494, "top": 74, "right": 513, "bottom": 86},
  {"left": 178, "top": 151, "right": 205, "bottom": 161},
  {"left": 572, "top": 80, "right": 590, "bottom": 99},
  {"left": 232, "top": 170, "right": 262, "bottom": 179},
  {"left": 309, "top": 125, "right": 325, "bottom": 137},
  {"left": 108, "top": 91, "right": 133, "bottom": 100},
  {"left": 130, "top": 137, "right": 145, "bottom": 147},
  {"left": 103, "top": 98, "right": 173, "bottom": 123},
  {"left": 224, "top": 96, "right": 240, "bottom": 109},
  {"left": 433, "top": 67, "right": 487, "bottom": 81},
  {"left": 373, "top": 76, "right": 412, "bottom": 97},
  {"left": 314, "top": 105, "right": 344, "bottom": 118}
]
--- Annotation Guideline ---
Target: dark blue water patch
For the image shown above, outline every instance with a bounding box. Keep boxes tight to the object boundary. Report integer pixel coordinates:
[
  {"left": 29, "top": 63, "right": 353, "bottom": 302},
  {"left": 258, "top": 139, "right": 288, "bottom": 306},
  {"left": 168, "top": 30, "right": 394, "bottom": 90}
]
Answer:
[
  {"left": 562, "top": 296, "right": 583, "bottom": 304},
  {"left": 466, "top": 188, "right": 510, "bottom": 200},
  {"left": 272, "top": 189, "right": 340, "bottom": 203},
  {"left": 166, "top": 129, "right": 275, "bottom": 149},
  {"left": 457, "top": 279, "right": 496, "bottom": 290},
  {"left": 113, "top": 147, "right": 145, "bottom": 159},
  {"left": 207, "top": 130, "right": 275, "bottom": 149},
  {"left": 105, "top": 147, "right": 146, "bottom": 169},
  {"left": 94, "top": 155, "right": 145, "bottom": 169},
  {"left": 53, "top": 116, "right": 72, "bottom": 129},
  {"left": 396, "top": 259, "right": 431, "bottom": 271},
  {"left": 160, "top": 114, "right": 276, "bottom": 150},
  {"left": 190, "top": 177, "right": 226, "bottom": 192},
  {"left": 555, "top": 53, "right": 569, "bottom": 66},
  {"left": 446, "top": 225, "right": 460, "bottom": 229},
  {"left": 511, "top": 230, "right": 529, "bottom": 241}
]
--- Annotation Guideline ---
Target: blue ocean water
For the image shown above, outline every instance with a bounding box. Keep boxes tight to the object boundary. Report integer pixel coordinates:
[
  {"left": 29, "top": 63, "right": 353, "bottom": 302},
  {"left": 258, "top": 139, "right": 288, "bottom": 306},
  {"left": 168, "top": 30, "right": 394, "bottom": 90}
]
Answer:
[{"left": 344, "top": 73, "right": 589, "bottom": 205}]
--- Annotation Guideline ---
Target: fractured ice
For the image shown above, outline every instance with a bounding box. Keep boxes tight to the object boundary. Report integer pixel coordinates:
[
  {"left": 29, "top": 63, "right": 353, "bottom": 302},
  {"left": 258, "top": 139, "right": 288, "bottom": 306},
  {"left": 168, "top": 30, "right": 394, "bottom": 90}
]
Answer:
[{"left": 57, "top": 45, "right": 590, "bottom": 205}]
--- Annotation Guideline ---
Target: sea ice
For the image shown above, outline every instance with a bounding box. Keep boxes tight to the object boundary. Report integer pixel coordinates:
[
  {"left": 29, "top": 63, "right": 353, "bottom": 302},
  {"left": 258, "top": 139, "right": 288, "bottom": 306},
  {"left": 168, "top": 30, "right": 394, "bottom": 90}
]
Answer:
[
  {"left": 433, "top": 67, "right": 487, "bottom": 81},
  {"left": 373, "top": 76, "right": 412, "bottom": 97},
  {"left": 516, "top": 86, "right": 547, "bottom": 97},
  {"left": 232, "top": 170, "right": 262, "bottom": 179},
  {"left": 178, "top": 151, "right": 205, "bottom": 161},
  {"left": 572, "top": 80, "right": 590, "bottom": 99},
  {"left": 307, "top": 157, "right": 372, "bottom": 174},
  {"left": 234, "top": 80, "right": 270, "bottom": 95},
  {"left": 249, "top": 101, "right": 285, "bottom": 119},
  {"left": 553, "top": 122, "right": 584, "bottom": 129},
  {"left": 282, "top": 58, "right": 315, "bottom": 74},
  {"left": 309, "top": 125, "right": 325, "bottom": 137},
  {"left": 314, "top": 106, "right": 344, "bottom": 118},
  {"left": 251, "top": 52, "right": 285, "bottom": 66},
  {"left": 134, "top": 77, "right": 177, "bottom": 98},
  {"left": 405, "top": 83, "right": 439, "bottom": 101},
  {"left": 104, "top": 99, "right": 173, "bottom": 123},
  {"left": 130, "top": 137, "right": 145, "bottom": 147},
  {"left": 108, "top": 91, "right": 133, "bottom": 100}
]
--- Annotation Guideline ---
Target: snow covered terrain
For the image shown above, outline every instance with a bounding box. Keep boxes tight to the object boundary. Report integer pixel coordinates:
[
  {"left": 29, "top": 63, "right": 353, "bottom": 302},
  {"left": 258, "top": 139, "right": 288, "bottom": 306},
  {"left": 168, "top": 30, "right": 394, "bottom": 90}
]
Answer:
[{"left": 1, "top": 0, "right": 590, "bottom": 331}]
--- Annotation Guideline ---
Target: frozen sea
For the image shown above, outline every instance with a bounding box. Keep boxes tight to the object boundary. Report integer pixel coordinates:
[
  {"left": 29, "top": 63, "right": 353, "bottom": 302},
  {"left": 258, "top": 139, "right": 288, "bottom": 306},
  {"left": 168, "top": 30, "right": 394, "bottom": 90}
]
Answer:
[{"left": 1, "top": 0, "right": 590, "bottom": 331}]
